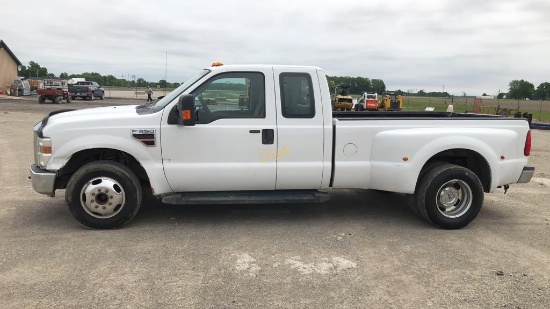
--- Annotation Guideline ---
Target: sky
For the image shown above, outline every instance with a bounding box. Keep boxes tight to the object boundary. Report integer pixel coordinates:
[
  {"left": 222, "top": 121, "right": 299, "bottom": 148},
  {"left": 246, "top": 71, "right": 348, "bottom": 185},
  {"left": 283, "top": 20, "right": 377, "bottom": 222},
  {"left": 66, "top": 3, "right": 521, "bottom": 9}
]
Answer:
[{"left": 1, "top": 0, "right": 549, "bottom": 96}]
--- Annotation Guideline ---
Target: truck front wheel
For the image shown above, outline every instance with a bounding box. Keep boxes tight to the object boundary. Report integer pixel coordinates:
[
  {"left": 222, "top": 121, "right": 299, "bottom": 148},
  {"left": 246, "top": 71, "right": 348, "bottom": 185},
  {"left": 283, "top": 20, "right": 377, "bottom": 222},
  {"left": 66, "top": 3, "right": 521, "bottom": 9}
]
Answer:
[
  {"left": 65, "top": 161, "right": 142, "bottom": 229},
  {"left": 414, "top": 163, "right": 483, "bottom": 229}
]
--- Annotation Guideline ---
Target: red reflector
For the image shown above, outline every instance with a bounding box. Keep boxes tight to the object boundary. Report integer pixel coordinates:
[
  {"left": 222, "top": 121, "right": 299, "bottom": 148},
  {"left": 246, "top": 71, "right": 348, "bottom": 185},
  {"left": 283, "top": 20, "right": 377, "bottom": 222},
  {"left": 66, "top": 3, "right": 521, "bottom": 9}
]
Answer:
[{"left": 524, "top": 130, "right": 531, "bottom": 156}]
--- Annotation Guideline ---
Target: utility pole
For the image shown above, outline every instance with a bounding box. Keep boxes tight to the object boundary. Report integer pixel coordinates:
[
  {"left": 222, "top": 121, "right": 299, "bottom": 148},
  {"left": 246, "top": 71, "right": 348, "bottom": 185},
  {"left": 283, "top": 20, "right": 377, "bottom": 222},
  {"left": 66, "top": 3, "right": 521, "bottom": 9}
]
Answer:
[{"left": 132, "top": 75, "right": 136, "bottom": 98}]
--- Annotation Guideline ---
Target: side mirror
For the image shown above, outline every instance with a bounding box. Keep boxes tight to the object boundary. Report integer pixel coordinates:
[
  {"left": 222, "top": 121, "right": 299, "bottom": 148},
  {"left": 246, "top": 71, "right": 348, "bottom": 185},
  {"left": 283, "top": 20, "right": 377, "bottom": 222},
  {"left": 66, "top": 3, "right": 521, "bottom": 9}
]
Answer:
[{"left": 177, "top": 94, "right": 196, "bottom": 126}]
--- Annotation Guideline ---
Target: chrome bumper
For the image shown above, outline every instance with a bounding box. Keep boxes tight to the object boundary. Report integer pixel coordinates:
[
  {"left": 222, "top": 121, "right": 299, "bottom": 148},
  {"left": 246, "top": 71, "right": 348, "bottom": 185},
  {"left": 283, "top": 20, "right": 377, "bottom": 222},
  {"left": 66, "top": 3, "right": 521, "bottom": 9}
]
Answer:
[
  {"left": 30, "top": 164, "right": 56, "bottom": 196},
  {"left": 517, "top": 166, "right": 535, "bottom": 183}
]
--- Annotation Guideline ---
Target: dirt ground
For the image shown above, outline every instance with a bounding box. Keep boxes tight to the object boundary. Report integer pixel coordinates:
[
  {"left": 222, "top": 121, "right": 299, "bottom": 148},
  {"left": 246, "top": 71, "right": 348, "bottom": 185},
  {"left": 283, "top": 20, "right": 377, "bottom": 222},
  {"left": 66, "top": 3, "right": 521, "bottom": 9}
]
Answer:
[{"left": 0, "top": 96, "right": 549, "bottom": 308}]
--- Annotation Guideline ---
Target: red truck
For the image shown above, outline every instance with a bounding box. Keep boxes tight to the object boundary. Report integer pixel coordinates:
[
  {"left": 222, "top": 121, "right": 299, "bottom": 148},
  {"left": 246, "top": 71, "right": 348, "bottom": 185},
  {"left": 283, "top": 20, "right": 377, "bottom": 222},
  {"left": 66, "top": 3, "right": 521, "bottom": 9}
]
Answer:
[{"left": 37, "top": 79, "right": 71, "bottom": 104}]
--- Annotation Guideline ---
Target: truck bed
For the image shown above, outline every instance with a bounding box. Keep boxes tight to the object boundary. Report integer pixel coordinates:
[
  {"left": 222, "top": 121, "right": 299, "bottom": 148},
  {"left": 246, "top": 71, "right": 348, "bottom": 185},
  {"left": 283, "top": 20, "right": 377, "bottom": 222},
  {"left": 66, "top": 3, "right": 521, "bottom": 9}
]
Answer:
[
  {"left": 332, "top": 111, "right": 520, "bottom": 120},
  {"left": 330, "top": 111, "right": 531, "bottom": 193}
]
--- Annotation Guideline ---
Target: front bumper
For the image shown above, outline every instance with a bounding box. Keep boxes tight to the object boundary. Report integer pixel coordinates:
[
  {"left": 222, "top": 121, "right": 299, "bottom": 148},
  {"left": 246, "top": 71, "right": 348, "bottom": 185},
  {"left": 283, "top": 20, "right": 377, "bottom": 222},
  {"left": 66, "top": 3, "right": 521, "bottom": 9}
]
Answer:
[
  {"left": 517, "top": 166, "right": 535, "bottom": 183},
  {"left": 30, "top": 164, "right": 56, "bottom": 196}
]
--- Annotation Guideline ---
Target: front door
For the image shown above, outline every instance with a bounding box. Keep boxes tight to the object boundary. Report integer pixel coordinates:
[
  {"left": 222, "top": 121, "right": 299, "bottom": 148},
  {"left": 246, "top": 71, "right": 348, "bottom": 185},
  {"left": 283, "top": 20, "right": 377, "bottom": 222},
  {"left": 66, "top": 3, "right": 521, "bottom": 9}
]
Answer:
[{"left": 160, "top": 69, "right": 277, "bottom": 192}]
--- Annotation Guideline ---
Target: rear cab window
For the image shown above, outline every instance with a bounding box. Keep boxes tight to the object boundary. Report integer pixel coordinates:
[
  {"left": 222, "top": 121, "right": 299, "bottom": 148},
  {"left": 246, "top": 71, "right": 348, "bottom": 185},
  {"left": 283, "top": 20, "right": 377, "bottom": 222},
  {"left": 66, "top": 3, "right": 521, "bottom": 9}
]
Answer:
[{"left": 279, "top": 73, "right": 315, "bottom": 118}]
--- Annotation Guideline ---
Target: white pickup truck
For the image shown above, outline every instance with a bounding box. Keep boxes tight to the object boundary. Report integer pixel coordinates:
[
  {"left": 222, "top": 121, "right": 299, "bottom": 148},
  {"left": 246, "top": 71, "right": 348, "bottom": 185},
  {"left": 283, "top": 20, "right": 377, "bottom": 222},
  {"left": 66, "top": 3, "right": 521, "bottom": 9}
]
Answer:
[{"left": 30, "top": 64, "right": 534, "bottom": 229}]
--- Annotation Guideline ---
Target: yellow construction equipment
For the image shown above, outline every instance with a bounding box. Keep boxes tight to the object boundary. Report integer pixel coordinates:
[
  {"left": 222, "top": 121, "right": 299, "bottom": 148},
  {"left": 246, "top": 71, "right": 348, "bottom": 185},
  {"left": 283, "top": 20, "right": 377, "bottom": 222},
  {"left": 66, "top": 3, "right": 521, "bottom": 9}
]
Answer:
[
  {"left": 378, "top": 92, "right": 402, "bottom": 111},
  {"left": 331, "top": 85, "right": 353, "bottom": 111}
]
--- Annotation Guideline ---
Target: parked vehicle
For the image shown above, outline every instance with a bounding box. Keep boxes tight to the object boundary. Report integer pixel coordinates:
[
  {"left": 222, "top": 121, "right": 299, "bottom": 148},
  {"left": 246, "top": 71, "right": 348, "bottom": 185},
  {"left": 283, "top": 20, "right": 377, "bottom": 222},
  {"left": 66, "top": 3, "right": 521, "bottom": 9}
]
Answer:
[
  {"left": 29, "top": 64, "right": 534, "bottom": 229},
  {"left": 331, "top": 85, "right": 353, "bottom": 111},
  {"left": 36, "top": 79, "right": 71, "bottom": 104},
  {"left": 378, "top": 92, "right": 403, "bottom": 111},
  {"left": 68, "top": 81, "right": 104, "bottom": 100},
  {"left": 355, "top": 92, "right": 378, "bottom": 111}
]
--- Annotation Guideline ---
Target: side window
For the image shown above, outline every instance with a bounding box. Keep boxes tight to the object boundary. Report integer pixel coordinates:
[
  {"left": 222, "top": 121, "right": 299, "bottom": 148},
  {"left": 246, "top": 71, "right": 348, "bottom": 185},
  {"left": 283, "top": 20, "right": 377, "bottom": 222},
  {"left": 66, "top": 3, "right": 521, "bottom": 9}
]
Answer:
[
  {"left": 192, "top": 72, "right": 265, "bottom": 124},
  {"left": 280, "top": 73, "right": 315, "bottom": 118}
]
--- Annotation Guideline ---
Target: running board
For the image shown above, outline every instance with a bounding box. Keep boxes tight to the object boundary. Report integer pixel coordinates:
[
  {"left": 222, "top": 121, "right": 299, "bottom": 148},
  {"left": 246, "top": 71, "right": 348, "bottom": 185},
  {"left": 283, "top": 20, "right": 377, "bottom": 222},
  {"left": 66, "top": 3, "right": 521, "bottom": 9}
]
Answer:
[{"left": 162, "top": 190, "right": 330, "bottom": 205}]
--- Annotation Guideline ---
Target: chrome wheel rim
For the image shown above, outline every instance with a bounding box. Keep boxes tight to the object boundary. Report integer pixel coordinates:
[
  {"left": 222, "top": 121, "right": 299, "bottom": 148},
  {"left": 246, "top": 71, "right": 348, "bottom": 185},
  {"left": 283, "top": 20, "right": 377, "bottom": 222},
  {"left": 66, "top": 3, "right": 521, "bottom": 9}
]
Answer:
[
  {"left": 80, "top": 177, "right": 125, "bottom": 218},
  {"left": 436, "top": 179, "right": 472, "bottom": 218}
]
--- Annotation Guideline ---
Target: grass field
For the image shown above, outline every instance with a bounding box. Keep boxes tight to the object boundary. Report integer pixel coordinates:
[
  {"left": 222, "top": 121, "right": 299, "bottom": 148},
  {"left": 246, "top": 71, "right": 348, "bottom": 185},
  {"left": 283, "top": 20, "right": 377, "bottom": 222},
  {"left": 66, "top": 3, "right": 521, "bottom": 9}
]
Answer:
[
  {"left": 350, "top": 94, "right": 550, "bottom": 123},
  {"left": 399, "top": 96, "right": 550, "bottom": 122}
]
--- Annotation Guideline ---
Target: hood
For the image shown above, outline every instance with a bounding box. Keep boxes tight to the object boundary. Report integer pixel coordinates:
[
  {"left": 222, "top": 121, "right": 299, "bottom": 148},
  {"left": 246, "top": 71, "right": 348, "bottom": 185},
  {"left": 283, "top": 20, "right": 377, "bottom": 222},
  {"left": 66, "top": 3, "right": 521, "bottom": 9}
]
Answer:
[
  {"left": 49, "top": 105, "right": 139, "bottom": 123},
  {"left": 39, "top": 105, "right": 160, "bottom": 138}
]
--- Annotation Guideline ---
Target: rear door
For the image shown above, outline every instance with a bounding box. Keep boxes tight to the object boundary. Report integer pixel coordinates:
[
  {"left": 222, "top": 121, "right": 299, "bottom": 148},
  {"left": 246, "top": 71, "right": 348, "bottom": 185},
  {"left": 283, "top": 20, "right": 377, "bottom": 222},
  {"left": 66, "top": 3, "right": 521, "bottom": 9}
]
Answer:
[{"left": 273, "top": 67, "right": 327, "bottom": 189}]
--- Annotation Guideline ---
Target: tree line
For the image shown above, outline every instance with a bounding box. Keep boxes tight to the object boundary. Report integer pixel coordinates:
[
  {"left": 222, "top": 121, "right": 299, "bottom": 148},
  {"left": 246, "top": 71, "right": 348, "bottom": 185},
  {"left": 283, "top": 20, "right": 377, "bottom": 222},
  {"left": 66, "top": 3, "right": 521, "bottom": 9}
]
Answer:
[
  {"left": 505, "top": 80, "right": 550, "bottom": 100},
  {"left": 327, "top": 76, "right": 386, "bottom": 95},
  {"left": 326, "top": 77, "right": 452, "bottom": 97},
  {"left": 18, "top": 61, "right": 180, "bottom": 88}
]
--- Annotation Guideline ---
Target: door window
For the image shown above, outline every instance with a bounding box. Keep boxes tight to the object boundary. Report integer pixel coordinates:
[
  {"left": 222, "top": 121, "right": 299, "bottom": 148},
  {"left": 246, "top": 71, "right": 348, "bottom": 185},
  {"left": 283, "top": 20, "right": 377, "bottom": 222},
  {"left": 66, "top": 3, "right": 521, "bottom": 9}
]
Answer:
[
  {"left": 280, "top": 73, "right": 315, "bottom": 118},
  {"left": 192, "top": 72, "right": 265, "bottom": 124}
]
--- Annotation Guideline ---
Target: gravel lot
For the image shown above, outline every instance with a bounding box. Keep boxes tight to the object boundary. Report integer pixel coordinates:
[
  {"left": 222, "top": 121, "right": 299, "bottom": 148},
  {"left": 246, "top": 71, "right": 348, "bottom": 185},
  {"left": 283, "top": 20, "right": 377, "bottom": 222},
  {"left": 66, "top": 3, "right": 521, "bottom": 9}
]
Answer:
[{"left": 1, "top": 96, "right": 549, "bottom": 308}]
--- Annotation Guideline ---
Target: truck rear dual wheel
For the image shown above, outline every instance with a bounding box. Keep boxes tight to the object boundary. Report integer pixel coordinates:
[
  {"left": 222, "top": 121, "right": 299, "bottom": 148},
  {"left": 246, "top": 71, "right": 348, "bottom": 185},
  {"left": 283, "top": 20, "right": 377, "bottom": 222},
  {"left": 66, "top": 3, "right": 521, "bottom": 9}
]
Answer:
[
  {"left": 65, "top": 161, "right": 142, "bottom": 229},
  {"left": 38, "top": 96, "right": 45, "bottom": 104},
  {"left": 414, "top": 163, "right": 483, "bottom": 229}
]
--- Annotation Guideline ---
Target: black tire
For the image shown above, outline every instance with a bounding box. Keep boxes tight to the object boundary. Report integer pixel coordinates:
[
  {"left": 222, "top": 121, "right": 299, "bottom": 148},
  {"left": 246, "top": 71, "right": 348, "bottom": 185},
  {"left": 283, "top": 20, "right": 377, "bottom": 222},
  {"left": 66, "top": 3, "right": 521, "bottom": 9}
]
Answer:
[
  {"left": 407, "top": 159, "right": 448, "bottom": 216},
  {"left": 65, "top": 161, "right": 142, "bottom": 229},
  {"left": 414, "top": 163, "right": 483, "bottom": 229},
  {"left": 71, "top": 96, "right": 75, "bottom": 100},
  {"left": 55, "top": 96, "right": 62, "bottom": 104},
  {"left": 38, "top": 96, "right": 46, "bottom": 104}
]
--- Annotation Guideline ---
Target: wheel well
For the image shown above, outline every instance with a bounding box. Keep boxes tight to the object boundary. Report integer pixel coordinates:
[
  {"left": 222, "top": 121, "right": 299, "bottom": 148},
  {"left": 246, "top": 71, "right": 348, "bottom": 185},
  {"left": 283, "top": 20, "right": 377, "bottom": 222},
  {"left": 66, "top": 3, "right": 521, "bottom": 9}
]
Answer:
[
  {"left": 420, "top": 149, "right": 491, "bottom": 192},
  {"left": 55, "top": 148, "right": 149, "bottom": 189}
]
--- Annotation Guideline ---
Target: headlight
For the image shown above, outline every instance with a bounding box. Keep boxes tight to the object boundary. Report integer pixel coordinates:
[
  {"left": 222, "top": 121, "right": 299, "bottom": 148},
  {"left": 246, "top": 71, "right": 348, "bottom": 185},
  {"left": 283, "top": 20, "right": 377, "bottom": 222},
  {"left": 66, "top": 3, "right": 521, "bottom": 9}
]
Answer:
[{"left": 35, "top": 136, "right": 52, "bottom": 168}]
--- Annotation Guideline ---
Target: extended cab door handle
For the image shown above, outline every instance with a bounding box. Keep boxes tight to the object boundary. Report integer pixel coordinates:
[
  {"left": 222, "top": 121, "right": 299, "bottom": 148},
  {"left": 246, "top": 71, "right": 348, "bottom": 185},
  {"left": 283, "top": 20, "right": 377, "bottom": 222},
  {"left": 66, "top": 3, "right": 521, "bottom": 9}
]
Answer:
[{"left": 262, "top": 129, "right": 274, "bottom": 145}]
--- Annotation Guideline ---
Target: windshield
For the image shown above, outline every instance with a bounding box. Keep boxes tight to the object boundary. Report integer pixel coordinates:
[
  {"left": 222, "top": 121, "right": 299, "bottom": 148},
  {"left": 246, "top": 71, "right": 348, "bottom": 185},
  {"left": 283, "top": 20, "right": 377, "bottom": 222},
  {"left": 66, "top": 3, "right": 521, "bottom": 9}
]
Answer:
[{"left": 152, "top": 69, "right": 210, "bottom": 109}]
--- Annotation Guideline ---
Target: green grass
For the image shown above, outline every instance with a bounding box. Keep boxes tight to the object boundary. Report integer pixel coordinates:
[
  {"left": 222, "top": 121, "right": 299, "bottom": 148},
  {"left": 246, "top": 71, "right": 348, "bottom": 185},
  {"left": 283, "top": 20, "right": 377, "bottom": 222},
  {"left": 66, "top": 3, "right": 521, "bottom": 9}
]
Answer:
[{"left": 378, "top": 96, "right": 550, "bottom": 122}]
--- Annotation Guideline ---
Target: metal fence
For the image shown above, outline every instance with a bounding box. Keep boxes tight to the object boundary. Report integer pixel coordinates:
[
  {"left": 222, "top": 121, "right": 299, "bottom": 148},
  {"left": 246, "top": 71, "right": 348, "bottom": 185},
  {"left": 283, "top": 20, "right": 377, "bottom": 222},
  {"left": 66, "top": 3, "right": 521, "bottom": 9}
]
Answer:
[{"left": 400, "top": 96, "right": 549, "bottom": 123}]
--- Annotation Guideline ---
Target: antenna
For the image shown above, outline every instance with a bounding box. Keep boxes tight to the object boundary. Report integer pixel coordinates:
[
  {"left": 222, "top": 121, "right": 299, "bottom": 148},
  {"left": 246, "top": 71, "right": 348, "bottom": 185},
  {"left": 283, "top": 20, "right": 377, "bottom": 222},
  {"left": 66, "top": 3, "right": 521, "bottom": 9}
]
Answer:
[{"left": 164, "top": 51, "right": 168, "bottom": 95}]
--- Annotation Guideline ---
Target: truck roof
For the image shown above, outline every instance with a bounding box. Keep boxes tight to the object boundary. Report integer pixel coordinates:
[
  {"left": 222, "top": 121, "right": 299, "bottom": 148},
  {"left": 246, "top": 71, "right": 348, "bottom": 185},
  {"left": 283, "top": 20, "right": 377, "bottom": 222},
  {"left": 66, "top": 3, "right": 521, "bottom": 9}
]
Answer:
[{"left": 207, "top": 64, "right": 323, "bottom": 71}]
